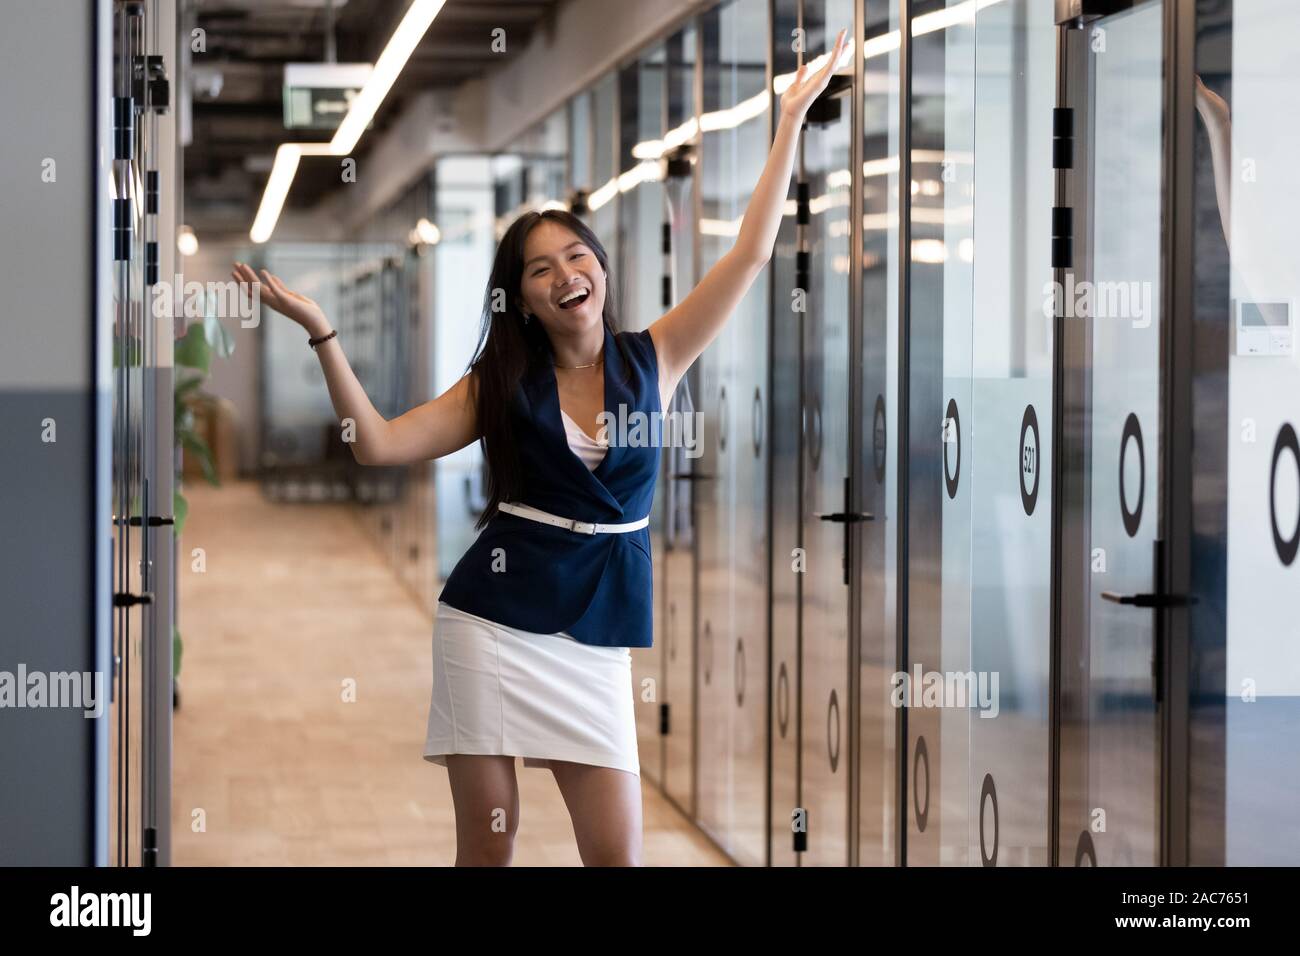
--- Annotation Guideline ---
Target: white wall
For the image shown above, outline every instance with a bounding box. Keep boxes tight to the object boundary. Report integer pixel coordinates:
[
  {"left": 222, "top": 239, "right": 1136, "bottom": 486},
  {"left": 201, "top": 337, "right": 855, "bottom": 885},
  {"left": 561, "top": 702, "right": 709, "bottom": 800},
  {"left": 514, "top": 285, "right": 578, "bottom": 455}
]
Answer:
[{"left": 1226, "top": 0, "right": 1300, "bottom": 697}]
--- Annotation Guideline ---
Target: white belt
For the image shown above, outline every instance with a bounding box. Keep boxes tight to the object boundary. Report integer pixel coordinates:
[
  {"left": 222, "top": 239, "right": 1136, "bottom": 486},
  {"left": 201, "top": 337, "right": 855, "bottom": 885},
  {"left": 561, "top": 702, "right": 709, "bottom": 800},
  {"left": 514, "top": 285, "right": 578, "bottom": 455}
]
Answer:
[{"left": 498, "top": 501, "right": 648, "bottom": 535}]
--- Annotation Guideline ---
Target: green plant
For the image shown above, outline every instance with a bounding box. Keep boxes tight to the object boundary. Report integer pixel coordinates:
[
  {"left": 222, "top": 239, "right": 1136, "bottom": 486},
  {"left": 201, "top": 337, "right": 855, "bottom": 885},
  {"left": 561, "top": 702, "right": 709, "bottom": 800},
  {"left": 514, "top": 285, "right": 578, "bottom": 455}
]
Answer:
[{"left": 172, "top": 310, "right": 235, "bottom": 680}]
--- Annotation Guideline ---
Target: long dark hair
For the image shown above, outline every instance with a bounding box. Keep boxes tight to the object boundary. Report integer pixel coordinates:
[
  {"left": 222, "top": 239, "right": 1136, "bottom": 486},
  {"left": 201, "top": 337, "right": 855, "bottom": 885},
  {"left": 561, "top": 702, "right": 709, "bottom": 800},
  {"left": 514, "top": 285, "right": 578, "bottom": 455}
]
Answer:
[{"left": 467, "top": 209, "right": 632, "bottom": 530}]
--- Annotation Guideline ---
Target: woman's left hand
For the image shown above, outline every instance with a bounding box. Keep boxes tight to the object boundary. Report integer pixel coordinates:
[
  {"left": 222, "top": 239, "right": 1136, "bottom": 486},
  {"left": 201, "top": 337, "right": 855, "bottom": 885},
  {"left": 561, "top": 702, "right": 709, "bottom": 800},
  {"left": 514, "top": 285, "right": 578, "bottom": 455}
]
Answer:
[{"left": 779, "top": 28, "right": 849, "bottom": 122}]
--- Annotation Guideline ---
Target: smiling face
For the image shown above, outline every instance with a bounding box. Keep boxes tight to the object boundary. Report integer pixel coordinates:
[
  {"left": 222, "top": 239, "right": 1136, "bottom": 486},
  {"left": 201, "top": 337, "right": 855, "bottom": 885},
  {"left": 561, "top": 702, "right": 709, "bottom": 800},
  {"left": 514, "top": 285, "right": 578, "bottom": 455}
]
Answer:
[{"left": 517, "top": 219, "right": 607, "bottom": 333}]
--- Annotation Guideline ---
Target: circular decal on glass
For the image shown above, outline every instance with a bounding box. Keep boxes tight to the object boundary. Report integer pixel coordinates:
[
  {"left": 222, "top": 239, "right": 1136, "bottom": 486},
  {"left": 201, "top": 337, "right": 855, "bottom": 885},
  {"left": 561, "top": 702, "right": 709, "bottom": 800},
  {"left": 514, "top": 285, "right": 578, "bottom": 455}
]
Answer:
[
  {"left": 944, "top": 399, "right": 961, "bottom": 499},
  {"left": 777, "top": 662, "right": 790, "bottom": 738},
  {"left": 827, "top": 688, "right": 840, "bottom": 772},
  {"left": 979, "top": 773, "right": 999, "bottom": 867},
  {"left": 1120, "top": 412, "right": 1145, "bottom": 538},
  {"left": 1020, "top": 404, "right": 1040, "bottom": 516},
  {"left": 1075, "top": 830, "right": 1097, "bottom": 867},
  {"left": 914, "top": 735, "right": 931, "bottom": 833},
  {"left": 873, "top": 394, "right": 887, "bottom": 484},
  {"left": 702, "top": 619, "right": 713, "bottom": 686},
  {"left": 718, "top": 386, "right": 728, "bottom": 453},
  {"left": 808, "top": 398, "right": 823, "bottom": 472},
  {"left": 735, "top": 637, "right": 746, "bottom": 708},
  {"left": 1271, "top": 423, "right": 1300, "bottom": 566}
]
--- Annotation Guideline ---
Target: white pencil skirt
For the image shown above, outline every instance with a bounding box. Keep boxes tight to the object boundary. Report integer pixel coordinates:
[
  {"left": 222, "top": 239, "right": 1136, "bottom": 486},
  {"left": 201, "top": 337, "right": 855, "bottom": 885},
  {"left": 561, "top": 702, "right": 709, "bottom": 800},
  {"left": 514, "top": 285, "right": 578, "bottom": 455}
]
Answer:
[{"left": 423, "top": 601, "right": 641, "bottom": 777}]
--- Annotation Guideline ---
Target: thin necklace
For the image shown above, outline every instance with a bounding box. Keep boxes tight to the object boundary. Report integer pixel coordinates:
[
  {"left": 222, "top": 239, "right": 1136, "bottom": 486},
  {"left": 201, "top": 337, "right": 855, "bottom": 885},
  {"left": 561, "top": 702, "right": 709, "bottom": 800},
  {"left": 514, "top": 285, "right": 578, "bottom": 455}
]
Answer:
[{"left": 553, "top": 356, "right": 604, "bottom": 370}]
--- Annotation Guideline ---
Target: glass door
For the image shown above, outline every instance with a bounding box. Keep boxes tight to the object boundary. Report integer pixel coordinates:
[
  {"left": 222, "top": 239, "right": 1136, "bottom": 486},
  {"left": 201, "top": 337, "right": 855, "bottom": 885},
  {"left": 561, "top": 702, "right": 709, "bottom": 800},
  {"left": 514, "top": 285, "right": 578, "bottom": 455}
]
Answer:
[
  {"left": 856, "top": 0, "right": 902, "bottom": 870},
  {"left": 796, "top": 0, "right": 857, "bottom": 866},
  {"left": 904, "top": 0, "right": 978, "bottom": 867},
  {"left": 695, "top": 0, "right": 771, "bottom": 866},
  {"left": 1056, "top": 0, "right": 1165, "bottom": 866},
  {"left": 617, "top": 44, "right": 669, "bottom": 787},
  {"left": 109, "top": 0, "right": 157, "bottom": 867},
  {"left": 659, "top": 25, "right": 699, "bottom": 815}
]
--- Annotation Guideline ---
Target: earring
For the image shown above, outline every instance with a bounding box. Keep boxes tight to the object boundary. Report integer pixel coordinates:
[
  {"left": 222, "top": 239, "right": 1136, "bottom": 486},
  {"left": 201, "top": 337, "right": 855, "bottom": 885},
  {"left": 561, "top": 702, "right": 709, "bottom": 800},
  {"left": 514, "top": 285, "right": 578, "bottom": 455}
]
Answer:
[{"left": 523, "top": 312, "right": 532, "bottom": 324}]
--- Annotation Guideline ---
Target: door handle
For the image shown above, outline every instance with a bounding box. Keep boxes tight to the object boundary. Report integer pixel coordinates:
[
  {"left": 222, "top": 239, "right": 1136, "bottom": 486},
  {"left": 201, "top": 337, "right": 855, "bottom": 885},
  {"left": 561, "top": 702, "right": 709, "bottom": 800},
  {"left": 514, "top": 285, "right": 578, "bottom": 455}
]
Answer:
[
  {"left": 815, "top": 477, "right": 870, "bottom": 586},
  {"left": 814, "top": 511, "right": 874, "bottom": 523},
  {"left": 672, "top": 471, "right": 714, "bottom": 481},
  {"left": 1100, "top": 591, "right": 1196, "bottom": 608}
]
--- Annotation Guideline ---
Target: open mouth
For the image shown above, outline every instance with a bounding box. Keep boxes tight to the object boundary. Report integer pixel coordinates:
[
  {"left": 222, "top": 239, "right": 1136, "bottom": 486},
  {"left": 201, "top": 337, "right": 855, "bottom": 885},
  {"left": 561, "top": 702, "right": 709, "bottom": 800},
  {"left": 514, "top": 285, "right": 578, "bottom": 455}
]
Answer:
[{"left": 557, "top": 288, "right": 590, "bottom": 310}]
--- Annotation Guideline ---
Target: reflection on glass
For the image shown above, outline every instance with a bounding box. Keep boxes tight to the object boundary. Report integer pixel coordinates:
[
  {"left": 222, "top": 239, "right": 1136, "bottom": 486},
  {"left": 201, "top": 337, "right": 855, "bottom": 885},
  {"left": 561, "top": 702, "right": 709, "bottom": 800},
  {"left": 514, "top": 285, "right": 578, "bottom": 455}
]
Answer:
[
  {"left": 1211, "top": 0, "right": 1300, "bottom": 865},
  {"left": 696, "top": 0, "right": 770, "bottom": 867},
  {"left": 966, "top": 0, "right": 1054, "bottom": 867},
  {"left": 858, "top": 0, "right": 902, "bottom": 870}
]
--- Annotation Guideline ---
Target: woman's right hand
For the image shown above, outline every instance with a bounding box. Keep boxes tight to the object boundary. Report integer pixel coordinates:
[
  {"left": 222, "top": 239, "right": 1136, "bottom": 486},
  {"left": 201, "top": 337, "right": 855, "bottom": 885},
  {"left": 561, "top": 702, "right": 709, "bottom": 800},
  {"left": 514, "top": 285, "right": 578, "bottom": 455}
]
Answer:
[
  {"left": 231, "top": 262, "right": 330, "bottom": 337},
  {"left": 1194, "top": 74, "right": 1230, "bottom": 131}
]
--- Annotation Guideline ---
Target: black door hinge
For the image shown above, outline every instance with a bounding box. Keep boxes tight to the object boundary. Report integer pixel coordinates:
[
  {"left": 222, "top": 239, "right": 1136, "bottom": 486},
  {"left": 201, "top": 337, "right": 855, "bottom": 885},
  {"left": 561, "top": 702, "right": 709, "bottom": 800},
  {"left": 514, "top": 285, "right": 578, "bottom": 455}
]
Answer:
[
  {"left": 113, "top": 97, "right": 134, "bottom": 161},
  {"left": 126, "top": 514, "right": 174, "bottom": 527},
  {"left": 806, "top": 73, "right": 851, "bottom": 126},
  {"left": 664, "top": 144, "right": 693, "bottom": 179},
  {"left": 1051, "top": 206, "right": 1072, "bottom": 270},
  {"left": 659, "top": 702, "right": 670, "bottom": 735},
  {"left": 796, "top": 181, "right": 811, "bottom": 225},
  {"left": 113, "top": 198, "right": 132, "bottom": 262},
  {"left": 1052, "top": 107, "right": 1073, "bottom": 169},
  {"left": 113, "top": 591, "right": 154, "bottom": 608}
]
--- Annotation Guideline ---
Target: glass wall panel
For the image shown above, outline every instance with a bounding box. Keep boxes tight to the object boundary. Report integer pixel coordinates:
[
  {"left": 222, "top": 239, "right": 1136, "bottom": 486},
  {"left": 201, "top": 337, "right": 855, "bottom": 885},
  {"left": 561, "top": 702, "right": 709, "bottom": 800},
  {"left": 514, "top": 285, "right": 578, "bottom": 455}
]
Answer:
[
  {"left": 857, "top": 0, "right": 902, "bottom": 868},
  {"left": 798, "top": 0, "right": 856, "bottom": 866},
  {"left": 660, "top": 24, "right": 699, "bottom": 813},
  {"left": 591, "top": 73, "right": 619, "bottom": 256},
  {"left": 618, "top": 44, "right": 670, "bottom": 786},
  {"left": 432, "top": 157, "right": 495, "bottom": 581},
  {"left": 697, "top": 0, "right": 771, "bottom": 866},
  {"left": 1189, "top": 0, "right": 1300, "bottom": 865},
  {"left": 905, "top": 0, "right": 977, "bottom": 866},
  {"left": 966, "top": 0, "right": 1055, "bottom": 867},
  {"left": 769, "top": 0, "right": 800, "bottom": 867}
]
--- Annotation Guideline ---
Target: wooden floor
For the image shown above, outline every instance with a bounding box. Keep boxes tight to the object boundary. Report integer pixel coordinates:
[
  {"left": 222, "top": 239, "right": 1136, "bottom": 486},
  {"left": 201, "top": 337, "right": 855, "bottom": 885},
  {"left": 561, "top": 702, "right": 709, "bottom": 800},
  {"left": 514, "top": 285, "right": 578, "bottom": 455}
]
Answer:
[{"left": 173, "top": 479, "right": 730, "bottom": 866}]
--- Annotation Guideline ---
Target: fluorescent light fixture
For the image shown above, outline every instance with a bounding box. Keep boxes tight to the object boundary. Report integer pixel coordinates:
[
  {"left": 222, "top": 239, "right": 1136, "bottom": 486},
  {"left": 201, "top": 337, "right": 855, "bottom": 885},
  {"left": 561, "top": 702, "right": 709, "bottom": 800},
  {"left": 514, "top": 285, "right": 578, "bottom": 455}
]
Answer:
[
  {"left": 858, "top": 0, "right": 1006, "bottom": 64},
  {"left": 330, "top": 0, "right": 446, "bottom": 155},
  {"left": 699, "top": 217, "right": 742, "bottom": 237},
  {"left": 912, "top": 238, "right": 947, "bottom": 263},
  {"left": 248, "top": 142, "right": 332, "bottom": 243},
  {"left": 632, "top": 139, "right": 665, "bottom": 160},
  {"left": 250, "top": 0, "right": 443, "bottom": 242},
  {"left": 250, "top": 145, "right": 302, "bottom": 243},
  {"left": 586, "top": 178, "right": 617, "bottom": 212}
]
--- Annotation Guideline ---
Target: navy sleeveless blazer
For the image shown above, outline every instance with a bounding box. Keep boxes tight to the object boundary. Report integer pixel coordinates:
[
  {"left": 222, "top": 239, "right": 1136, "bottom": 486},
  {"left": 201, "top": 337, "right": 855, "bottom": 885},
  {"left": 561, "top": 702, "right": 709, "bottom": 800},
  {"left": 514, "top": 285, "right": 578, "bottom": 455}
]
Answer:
[{"left": 438, "top": 325, "right": 661, "bottom": 648}]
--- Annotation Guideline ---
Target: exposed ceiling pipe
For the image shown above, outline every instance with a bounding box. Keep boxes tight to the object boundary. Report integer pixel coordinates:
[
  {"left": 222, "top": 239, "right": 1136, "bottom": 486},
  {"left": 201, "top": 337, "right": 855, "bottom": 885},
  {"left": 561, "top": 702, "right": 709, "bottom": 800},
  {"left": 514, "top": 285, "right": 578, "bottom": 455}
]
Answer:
[{"left": 324, "top": 0, "right": 336, "bottom": 64}]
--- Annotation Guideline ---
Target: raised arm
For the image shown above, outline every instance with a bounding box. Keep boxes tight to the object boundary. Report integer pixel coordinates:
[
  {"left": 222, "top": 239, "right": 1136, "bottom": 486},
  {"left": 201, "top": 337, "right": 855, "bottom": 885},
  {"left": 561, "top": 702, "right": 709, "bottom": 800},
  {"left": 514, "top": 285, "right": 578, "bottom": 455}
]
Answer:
[
  {"left": 1195, "top": 74, "right": 1231, "bottom": 247},
  {"left": 232, "top": 263, "right": 479, "bottom": 466},
  {"left": 648, "top": 28, "right": 848, "bottom": 396}
]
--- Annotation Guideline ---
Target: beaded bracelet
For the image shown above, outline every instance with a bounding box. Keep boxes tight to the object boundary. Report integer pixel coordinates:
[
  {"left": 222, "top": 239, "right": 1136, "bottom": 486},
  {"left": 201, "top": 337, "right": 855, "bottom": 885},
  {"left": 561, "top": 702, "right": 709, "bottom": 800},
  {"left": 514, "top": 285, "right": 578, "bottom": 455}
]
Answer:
[{"left": 308, "top": 329, "right": 338, "bottom": 350}]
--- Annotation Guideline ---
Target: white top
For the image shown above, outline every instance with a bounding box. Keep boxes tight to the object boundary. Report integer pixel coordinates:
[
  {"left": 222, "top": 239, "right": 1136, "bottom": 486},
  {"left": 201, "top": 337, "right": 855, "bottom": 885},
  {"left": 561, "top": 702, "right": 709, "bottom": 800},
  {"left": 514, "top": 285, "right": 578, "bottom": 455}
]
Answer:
[{"left": 560, "top": 408, "right": 608, "bottom": 470}]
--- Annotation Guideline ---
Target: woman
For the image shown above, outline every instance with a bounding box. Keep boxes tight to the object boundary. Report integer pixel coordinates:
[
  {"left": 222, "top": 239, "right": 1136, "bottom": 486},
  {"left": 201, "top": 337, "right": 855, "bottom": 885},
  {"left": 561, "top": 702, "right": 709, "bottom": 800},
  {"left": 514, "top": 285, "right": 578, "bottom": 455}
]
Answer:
[{"left": 233, "top": 28, "right": 847, "bottom": 866}]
